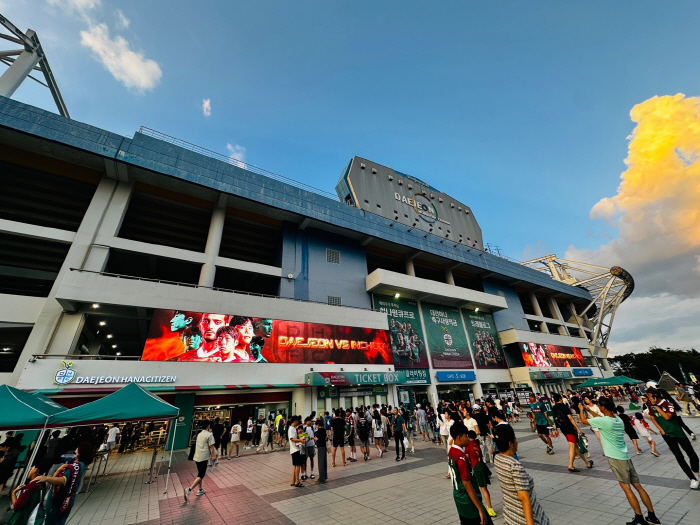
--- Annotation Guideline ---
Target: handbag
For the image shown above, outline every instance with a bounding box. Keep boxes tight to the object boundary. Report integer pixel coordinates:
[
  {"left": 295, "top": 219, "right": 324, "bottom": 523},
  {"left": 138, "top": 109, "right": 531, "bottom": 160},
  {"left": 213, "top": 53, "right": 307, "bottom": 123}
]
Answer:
[{"left": 402, "top": 437, "right": 409, "bottom": 447}]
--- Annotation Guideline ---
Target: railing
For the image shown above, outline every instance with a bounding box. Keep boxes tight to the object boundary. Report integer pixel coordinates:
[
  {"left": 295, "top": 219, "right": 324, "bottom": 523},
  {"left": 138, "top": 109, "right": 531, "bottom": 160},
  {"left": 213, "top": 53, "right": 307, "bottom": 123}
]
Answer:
[
  {"left": 68, "top": 268, "right": 377, "bottom": 312},
  {"left": 137, "top": 127, "right": 338, "bottom": 200},
  {"left": 31, "top": 354, "right": 141, "bottom": 360}
]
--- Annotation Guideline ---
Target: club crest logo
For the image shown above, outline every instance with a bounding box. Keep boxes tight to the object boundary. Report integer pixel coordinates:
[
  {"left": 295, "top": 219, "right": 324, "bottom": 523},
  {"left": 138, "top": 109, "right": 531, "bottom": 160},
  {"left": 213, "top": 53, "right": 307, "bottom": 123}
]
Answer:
[{"left": 54, "top": 361, "right": 76, "bottom": 385}]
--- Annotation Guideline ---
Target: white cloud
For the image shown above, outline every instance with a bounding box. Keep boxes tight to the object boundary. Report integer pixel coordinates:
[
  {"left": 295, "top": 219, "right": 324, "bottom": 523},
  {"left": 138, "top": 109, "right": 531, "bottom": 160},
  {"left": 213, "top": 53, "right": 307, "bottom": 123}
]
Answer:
[
  {"left": 80, "top": 23, "right": 162, "bottom": 92},
  {"left": 565, "top": 94, "right": 700, "bottom": 354},
  {"left": 116, "top": 8, "right": 130, "bottom": 29},
  {"left": 202, "top": 98, "right": 211, "bottom": 117},
  {"left": 226, "top": 143, "right": 246, "bottom": 163},
  {"left": 47, "top": 0, "right": 100, "bottom": 12}
]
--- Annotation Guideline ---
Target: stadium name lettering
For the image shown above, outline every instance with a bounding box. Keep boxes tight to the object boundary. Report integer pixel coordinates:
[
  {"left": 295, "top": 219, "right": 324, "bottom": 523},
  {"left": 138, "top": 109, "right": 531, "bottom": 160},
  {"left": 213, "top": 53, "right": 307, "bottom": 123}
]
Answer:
[
  {"left": 278, "top": 337, "right": 370, "bottom": 350},
  {"left": 73, "top": 375, "right": 177, "bottom": 384},
  {"left": 549, "top": 353, "right": 577, "bottom": 360}
]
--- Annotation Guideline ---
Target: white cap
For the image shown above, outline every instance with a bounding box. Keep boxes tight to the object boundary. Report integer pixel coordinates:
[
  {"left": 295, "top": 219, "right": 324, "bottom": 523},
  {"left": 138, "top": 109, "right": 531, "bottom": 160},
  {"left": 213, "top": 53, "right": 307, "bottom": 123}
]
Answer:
[{"left": 416, "top": 404, "right": 421, "bottom": 407}]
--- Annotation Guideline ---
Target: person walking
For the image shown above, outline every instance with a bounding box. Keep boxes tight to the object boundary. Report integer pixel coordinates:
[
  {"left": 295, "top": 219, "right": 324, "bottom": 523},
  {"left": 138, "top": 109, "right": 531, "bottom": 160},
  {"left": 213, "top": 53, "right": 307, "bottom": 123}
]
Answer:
[
  {"left": 676, "top": 384, "right": 698, "bottom": 417},
  {"left": 184, "top": 420, "right": 215, "bottom": 503},
  {"left": 579, "top": 398, "right": 660, "bottom": 524},
  {"left": 37, "top": 442, "right": 94, "bottom": 525},
  {"left": 210, "top": 417, "right": 223, "bottom": 466},
  {"left": 331, "top": 409, "right": 346, "bottom": 467},
  {"left": 528, "top": 393, "right": 554, "bottom": 455},
  {"left": 551, "top": 393, "right": 593, "bottom": 473},
  {"left": 228, "top": 419, "right": 241, "bottom": 458},
  {"left": 467, "top": 430, "right": 496, "bottom": 518},
  {"left": 105, "top": 424, "right": 120, "bottom": 453},
  {"left": 314, "top": 419, "right": 328, "bottom": 483},
  {"left": 631, "top": 413, "right": 659, "bottom": 457},
  {"left": 345, "top": 408, "right": 357, "bottom": 462},
  {"left": 393, "top": 407, "right": 406, "bottom": 461},
  {"left": 256, "top": 419, "right": 269, "bottom": 454},
  {"left": 646, "top": 388, "right": 700, "bottom": 489},
  {"left": 439, "top": 411, "right": 455, "bottom": 477},
  {"left": 220, "top": 421, "right": 230, "bottom": 459},
  {"left": 402, "top": 408, "right": 416, "bottom": 454},
  {"left": 416, "top": 404, "right": 429, "bottom": 442},
  {"left": 244, "top": 417, "right": 254, "bottom": 449},
  {"left": 373, "top": 410, "right": 385, "bottom": 458},
  {"left": 616, "top": 406, "right": 642, "bottom": 455},
  {"left": 493, "top": 424, "right": 550, "bottom": 525}
]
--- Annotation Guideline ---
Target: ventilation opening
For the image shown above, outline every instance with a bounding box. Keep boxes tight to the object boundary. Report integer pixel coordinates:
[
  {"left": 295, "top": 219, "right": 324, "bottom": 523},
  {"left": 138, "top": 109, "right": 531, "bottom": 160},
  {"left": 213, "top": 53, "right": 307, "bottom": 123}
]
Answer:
[
  {"left": 327, "top": 296, "right": 342, "bottom": 307},
  {"left": 0, "top": 325, "right": 32, "bottom": 373},
  {"left": 105, "top": 249, "right": 202, "bottom": 285},
  {"left": 214, "top": 266, "right": 280, "bottom": 296},
  {"left": 326, "top": 248, "right": 341, "bottom": 264}
]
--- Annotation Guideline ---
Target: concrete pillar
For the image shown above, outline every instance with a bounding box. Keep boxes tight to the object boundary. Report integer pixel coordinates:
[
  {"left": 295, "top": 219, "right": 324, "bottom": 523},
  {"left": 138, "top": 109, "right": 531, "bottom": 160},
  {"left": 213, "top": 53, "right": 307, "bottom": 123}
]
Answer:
[
  {"left": 46, "top": 312, "right": 85, "bottom": 355},
  {"left": 352, "top": 395, "right": 359, "bottom": 409},
  {"left": 375, "top": 394, "right": 383, "bottom": 406},
  {"left": 364, "top": 395, "right": 371, "bottom": 407},
  {"left": 291, "top": 387, "right": 305, "bottom": 417},
  {"left": 472, "top": 383, "right": 484, "bottom": 401},
  {"left": 600, "top": 358, "right": 612, "bottom": 372},
  {"left": 528, "top": 292, "right": 549, "bottom": 333},
  {"left": 405, "top": 258, "right": 415, "bottom": 277},
  {"left": 445, "top": 268, "right": 455, "bottom": 285},
  {"left": 199, "top": 195, "right": 227, "bottom": 287},
  {"left": 325, "top": 397, "right": 333, "bottom": 414},
  {"left": 428, "top": 384, "right": 439, "bottom": 407},
  {"left": 10, "top": 177, "right": 119, "bottom": 385}
]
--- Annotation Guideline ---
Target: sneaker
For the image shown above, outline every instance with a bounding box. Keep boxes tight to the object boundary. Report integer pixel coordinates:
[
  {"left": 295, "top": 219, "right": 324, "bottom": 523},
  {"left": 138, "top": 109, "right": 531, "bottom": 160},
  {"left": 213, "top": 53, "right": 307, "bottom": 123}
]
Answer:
[
  {"left": 636, "top": 451, "right": 642, "bottom": 455},
  {"left": 310, "top": 474, "right": 315, "bottom": 479},
  {"left": 692, "top": 433, "right": 697, "bottom": 441},
  {"left": 401, "top": 455, "right": 405, "bottom": 460},
  {"left": 396, "top": 457, "right": 401, "bottom": 461},
  {"left": 363, "top": 454, "right": 367, "bottom": 461},
  {"left": 184, "top": 487, "right": 191, "bottom": 503},
  {"left": 646, "top": 513, "right": 660, "bottom": 525},
  {"left": 625, "top": 515, "right": 649, "bottom": 525},
  {"left": 691, "top": 479, "right": 700, "bottom": 490},
  {"left": 196, "top": 489, "right": 206, "bottom": 496},
  {"left": 487, "top": 508, "right": 497, "bottom": 517},
  {"left": 379, "top": 450, "right": 383, "bottom": 458},
  {"left": 546, "top": 447, "right": 554, "bottom": 455},
  {"left": 301, "top": 475, "right": 307, "bottom": 481}
]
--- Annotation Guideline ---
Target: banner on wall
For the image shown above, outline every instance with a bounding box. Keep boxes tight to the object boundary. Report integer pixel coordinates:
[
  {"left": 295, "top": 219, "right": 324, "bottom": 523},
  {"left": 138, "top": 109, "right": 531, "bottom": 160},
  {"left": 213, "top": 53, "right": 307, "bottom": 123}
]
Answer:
[
  {"left": 462, "top": 311, "right": 508, "bottom": 369},
  {"left": 520, "top": 342, "right": 586, "bottom": 368},
  {"left": 420, "top": 302, "right": 474, "bottom": 369},
  {"left": 142, "top": 309, "right": 391, "bottom": 365},
  {"left": 373, "top": 294, "right": 430, "bottom": 369}
]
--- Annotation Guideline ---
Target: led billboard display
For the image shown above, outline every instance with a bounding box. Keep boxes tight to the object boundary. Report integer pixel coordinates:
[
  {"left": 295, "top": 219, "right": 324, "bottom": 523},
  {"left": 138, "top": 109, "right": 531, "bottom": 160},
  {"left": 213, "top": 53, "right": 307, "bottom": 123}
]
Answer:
[
  {"left": 462, "top": 311, "right": 508, "bottom": 369},
  {"left": 142, "top": 309, "right": 391, "bottom": 365},
  {"left": 373, "top": 294, "right": 430, "bottom": 369},
  {"left": 420, "top": 302, "right": 474, "bottom": 369},
  {"left": 520, "top": 342, "right": 586, "bottom": 368}
]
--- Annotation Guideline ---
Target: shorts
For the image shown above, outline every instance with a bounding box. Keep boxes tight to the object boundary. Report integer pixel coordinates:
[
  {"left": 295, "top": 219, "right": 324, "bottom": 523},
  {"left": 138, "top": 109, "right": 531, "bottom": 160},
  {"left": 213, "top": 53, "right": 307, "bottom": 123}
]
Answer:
[
  {"left": 459, "top": 514, "right": 494, "bottom": 525},
  {"left": 607, "top": 458, "right": 640, "bottom": 484},
  {"left": 564, "top": 433, "right": 577, "bottom": 444},
  {"left": 291, "top": 451, "right": 304, "bottom": 466},
  {"left": 360, "top": 439, "right": 370, "bottom": 449},
  {"left": 536, "top": 425, "right": 550, "bottom": 436},
  {"left": 306, "top": 446, "right": 316, "bottom": 458},
  {"left": 196, "top": 460, "right": 208, "bottom": 479},
  {"left": 347, "top": 435, "right": 355, "bottom": 447},
  {"left": 473, "top": 463, "right": 490, "bottom": 487},
  {"left": 420, "top": 423, "right": 429, "bottom": 433},
  {"left": 106, "top": 441, "right": 116, "bottom": 451},
  {"left": 625, "top": 428, "right": 639, "bottom": 440},
  {"left": 333, "top": 435, "right": 345, "bottom": 448}
]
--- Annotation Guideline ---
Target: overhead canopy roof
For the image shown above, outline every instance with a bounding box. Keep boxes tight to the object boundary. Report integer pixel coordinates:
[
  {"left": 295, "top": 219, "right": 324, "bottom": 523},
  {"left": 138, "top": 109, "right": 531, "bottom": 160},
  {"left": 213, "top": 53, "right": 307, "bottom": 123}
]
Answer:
[
  {"left": 47, "top": 383, "right": 178, "bottom": 427},
  {"left": 0, "top": 385, "right": 67, "bottom": 430}
]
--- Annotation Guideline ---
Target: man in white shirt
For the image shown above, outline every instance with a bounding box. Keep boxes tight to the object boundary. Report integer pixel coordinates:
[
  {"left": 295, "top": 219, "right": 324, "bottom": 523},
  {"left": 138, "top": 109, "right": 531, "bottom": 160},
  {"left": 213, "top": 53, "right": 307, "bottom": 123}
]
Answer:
[
  {"left": 288, "top": 416, "right": 306, "bottom": 486},
  {"left": 228, "top": 420, "right": 242, "bottom": 459},
  {"left": 184, "top": 420, "right": 215, "bottom": 503},
  {"left": 106, "top": 424, "right": 120, "bottom": 452}
]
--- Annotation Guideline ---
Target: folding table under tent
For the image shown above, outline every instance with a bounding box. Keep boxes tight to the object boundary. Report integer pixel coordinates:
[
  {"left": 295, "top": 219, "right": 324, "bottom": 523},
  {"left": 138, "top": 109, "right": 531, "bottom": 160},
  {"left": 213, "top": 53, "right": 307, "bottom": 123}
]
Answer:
[{"left": 45, "top": 382, "right": 181, "bottom": 495}]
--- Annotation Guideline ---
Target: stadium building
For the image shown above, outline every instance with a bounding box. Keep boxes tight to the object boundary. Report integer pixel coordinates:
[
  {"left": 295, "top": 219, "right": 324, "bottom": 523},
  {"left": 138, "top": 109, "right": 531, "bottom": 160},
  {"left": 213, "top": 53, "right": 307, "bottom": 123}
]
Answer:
[{"left": 0, "top": 96, "right": 618, "bottom": 447}]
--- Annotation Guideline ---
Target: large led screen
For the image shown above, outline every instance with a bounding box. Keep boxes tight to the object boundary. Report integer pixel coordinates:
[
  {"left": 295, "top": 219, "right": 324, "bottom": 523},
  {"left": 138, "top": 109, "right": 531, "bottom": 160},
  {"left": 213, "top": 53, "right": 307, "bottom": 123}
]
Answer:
[
  {"left": 521, "top": 342, "right": 585, "bottom": 368},
  {"left": 373, "top": 294, "right": 430, "bottom": 369},
  {"left": 142, "top": 309, "right": 392, "bottom": 364},
  {"left": 420, "top": 302, "right": 474, "bottom": 369},
  {"left": 462, "top": 311, "right": 508, "bottom": 369}
]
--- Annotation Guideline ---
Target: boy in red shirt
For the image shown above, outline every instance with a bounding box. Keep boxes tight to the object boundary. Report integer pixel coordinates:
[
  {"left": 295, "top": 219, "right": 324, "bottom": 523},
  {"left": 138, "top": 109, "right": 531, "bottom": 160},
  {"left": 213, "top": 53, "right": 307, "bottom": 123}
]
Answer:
[{"left": 467, "top": 430, "right": 496, "bottom": 517}]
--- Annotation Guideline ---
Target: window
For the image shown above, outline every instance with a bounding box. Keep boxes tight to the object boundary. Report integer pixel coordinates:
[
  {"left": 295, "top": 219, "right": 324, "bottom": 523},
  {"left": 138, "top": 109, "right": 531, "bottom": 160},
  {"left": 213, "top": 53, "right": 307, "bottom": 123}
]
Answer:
[
  {"left": 327, "top": 296, "right": 342, "bottom": 307},
  {"left": 517, "top": 293, "right": 537, "bottom": 315},
  {"left": 326, "top": 248, "right": 341, "bottom": 264}
]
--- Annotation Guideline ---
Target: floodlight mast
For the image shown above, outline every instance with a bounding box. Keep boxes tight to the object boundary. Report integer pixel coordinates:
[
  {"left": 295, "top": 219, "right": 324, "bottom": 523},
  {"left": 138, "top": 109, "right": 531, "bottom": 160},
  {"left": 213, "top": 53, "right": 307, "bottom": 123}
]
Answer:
[
  {"left": 0, "top": 13, "right": 69, "bottom": 118},
  {"left": 520, "top": 254, "right": 634, "bottom": 370}
]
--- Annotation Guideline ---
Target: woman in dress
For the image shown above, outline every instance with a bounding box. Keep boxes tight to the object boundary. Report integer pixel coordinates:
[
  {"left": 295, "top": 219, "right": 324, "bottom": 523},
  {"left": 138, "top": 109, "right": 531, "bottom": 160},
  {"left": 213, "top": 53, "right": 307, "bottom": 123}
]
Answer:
[{"left": 493, "top": 424, "right": 550, "bottom": 525}]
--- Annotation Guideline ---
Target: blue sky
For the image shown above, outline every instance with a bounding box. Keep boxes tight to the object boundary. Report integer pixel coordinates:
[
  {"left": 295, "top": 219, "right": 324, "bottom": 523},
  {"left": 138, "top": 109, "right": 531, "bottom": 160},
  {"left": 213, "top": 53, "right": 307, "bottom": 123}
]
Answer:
[{"left": 4, "top": 1, "right": 700, "bottom": 355}]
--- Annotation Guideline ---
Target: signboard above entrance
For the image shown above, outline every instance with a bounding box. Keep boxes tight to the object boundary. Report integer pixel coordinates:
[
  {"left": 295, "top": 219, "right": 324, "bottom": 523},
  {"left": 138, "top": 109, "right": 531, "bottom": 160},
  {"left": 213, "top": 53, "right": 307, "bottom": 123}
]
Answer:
[
  {"left": 435, "top": 371, "right": 476, "bottom": 382},
  {"left": 304, "top": 370, "right": 430, "bottom": 386},
  {"left": 529, "top": 370, "right": 572, "bottom": 380}
]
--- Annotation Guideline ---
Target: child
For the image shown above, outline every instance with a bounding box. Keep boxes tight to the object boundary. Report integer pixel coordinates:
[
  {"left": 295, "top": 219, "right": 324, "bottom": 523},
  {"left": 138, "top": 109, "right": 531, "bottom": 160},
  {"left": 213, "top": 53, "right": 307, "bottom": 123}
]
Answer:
[
  {"left": 467, "top": 430, "right": 497, "bottom": 518},
  {"left": 616, "top": 406, "right": 642, "bottom": 455},
  {"left": 9, "top": 460, "right": 50, "bottom": 525},
  {"left": 632, "top": 412, "right": 660, "bottom": 457},
  {"left": 447, "top": 422, "right": 492, "bottom": 525}
]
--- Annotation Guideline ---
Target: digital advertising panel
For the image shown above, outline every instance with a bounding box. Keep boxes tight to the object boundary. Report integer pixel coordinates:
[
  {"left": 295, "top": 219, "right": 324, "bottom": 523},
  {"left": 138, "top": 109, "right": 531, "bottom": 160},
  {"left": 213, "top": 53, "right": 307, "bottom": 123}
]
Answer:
[
  {"left": 373, "top": 294, "right": 430, "bottom": 369},
  {"left": 420, "top": 302, "right": 474, "bottom": 369},
  {"left": 462, "top": 311, "right": 508, "bottom": 369},
  {"left": 520, "top": 342, "right": 585, "bottom": 368},
  {"left": 142, "top": 309, "right": 391, "bottom": 365}
]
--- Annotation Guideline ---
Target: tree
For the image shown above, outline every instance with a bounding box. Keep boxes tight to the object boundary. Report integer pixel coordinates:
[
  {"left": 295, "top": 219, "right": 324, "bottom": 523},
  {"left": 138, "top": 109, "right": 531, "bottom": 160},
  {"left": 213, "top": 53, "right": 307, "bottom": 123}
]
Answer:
[{"left": 609, "top": 347, "right": 700, "bottom": 382}]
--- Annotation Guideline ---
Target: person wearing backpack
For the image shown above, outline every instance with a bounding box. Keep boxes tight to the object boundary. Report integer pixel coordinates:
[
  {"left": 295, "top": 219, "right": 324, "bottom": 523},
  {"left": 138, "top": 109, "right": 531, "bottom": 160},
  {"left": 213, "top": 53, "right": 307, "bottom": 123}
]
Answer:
[
  {"left": 357, "top": 413, "right": 372, "bottom": 461},
  {"left": 552, "top": 393, "right": 593, "bottom": 473}
]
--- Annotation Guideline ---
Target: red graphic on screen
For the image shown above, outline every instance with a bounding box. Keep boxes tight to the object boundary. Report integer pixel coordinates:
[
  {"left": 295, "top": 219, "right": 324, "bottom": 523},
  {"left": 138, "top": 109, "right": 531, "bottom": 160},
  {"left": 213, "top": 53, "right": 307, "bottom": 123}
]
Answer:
[
  {"left": 142, "top": 309, "right": 391, "bottom": 365},
  {"left": 521, "top": 342, "right": 585, "bottom": 368}
]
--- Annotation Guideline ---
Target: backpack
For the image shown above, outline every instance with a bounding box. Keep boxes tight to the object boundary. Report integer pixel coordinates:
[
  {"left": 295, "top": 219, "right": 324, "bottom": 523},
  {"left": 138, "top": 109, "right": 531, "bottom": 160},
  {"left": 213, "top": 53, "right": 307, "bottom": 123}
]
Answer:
[
  {"left": 357, "top": 418, "right": 370, "bottom": 440},
  {"left": 552, "top": 407, "right": 567, "bottom": 429}
]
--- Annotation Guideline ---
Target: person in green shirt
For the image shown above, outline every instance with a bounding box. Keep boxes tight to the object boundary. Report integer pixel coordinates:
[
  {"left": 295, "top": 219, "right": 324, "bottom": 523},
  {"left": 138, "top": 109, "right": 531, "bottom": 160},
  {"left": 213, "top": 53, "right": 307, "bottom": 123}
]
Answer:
[
  {"left": 579, "top": 398, "right": 659, "bottom": 525},
  {"left": 528, "top": 393, "right": 554, "bottom": 455},
  {"left": 447, "top": 422, "right": 490, "bottom": 525},
  {"left": 646, "top": 388, "right": 700, "bottom": 489}
]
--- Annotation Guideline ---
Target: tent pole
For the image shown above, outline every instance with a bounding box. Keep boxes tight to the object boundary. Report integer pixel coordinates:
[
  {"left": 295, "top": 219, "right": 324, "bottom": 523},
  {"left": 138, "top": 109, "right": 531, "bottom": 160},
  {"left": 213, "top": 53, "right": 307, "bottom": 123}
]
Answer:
[
  {"left": 162, "top": 415, "right": 178, "bottom": 495},
  {"left": 19, "top": 427, "right": 46, "bottom": 486}
]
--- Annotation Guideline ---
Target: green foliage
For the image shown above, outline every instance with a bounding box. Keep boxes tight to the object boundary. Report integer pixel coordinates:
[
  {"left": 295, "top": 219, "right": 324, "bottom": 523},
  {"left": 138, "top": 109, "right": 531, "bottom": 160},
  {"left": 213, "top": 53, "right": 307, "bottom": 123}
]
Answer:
[{"left": 609, "top": 347, "right": 700, "bottom": 382}]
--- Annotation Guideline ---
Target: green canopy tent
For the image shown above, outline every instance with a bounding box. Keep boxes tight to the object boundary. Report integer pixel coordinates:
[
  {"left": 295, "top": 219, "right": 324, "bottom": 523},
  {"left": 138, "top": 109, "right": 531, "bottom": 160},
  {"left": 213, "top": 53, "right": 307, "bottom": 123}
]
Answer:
[
  {"left": 575, "top": 376, "right": 643, "bottom": 388},
  {"left": 45, "top": 383, "right": 180, "bottom": 494},
  {"left": 0, "top": 384, "right": 67, "bottom": 431}
]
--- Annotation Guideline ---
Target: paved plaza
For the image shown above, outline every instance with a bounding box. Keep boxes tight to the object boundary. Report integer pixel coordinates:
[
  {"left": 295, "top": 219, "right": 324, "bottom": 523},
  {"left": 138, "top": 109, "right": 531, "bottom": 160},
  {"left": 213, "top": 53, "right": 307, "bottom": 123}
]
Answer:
[{"left": 2, "top": 417, "right": 699, "bottom": 525}]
